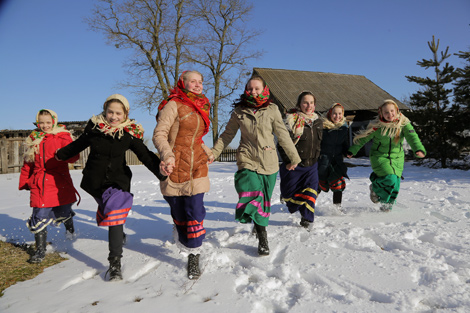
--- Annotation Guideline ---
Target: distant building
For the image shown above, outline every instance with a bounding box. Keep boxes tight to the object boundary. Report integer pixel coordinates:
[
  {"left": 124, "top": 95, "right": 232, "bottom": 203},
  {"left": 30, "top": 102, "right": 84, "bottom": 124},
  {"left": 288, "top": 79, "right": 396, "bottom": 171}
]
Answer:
[{"left": 252, "top": 68, "right": 408, "bottom": 156}]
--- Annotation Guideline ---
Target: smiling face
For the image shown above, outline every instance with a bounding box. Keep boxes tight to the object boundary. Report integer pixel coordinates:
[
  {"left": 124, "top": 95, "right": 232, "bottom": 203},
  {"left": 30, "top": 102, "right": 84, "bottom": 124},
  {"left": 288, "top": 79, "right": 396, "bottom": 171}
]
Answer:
[
  {"left": 184, "top": 72, "right": 203, "bottom": 95},
  {"left": 381, "top": 103, "right": 397, "bottom": 122},
  {"left": 299, "top": 94, "right": 316, "bottom": 115},
  {"left": 105, "top": 101, "right": 126, "bottom": 126},
  {"left": 37, "top": 113, "right": 54, "bottom": 133},
  {"left": 330, "top": 106, "right": 344, "bottom": 123},
  {"left": 246, "top": 78, "right": 264, "bottom": 97}
]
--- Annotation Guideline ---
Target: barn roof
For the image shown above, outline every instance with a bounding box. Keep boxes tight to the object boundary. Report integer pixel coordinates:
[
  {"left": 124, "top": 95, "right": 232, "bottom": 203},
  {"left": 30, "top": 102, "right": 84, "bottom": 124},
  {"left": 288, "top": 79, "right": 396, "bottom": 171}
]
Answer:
[{"left": 253, "top": 68, "right": 407, "bottom": 113}]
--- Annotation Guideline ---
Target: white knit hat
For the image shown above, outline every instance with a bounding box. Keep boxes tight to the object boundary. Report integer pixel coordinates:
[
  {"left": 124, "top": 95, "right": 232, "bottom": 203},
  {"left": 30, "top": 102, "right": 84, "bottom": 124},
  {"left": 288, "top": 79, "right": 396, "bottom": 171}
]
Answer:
[{"left": 104, "top": 94, "right": 130, "bottom": 113}]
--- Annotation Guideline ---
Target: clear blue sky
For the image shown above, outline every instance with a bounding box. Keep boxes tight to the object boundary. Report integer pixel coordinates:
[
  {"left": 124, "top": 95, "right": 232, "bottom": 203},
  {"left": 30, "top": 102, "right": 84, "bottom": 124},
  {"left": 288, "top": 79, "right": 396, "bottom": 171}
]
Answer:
[{"left": 0, "top": 0, "right": 469, "bottom": 144}]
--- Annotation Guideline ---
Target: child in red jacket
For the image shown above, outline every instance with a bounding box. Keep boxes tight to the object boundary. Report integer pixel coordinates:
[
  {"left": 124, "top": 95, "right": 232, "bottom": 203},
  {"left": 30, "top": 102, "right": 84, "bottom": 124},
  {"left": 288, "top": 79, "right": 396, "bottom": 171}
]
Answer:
[{"left": 19, "top": 109, "right": 79, "bottom": 263}]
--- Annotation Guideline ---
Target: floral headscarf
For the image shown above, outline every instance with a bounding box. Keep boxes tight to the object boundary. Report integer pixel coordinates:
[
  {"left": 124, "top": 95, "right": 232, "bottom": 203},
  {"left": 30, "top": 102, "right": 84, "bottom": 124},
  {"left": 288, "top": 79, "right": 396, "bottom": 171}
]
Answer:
[
  {"left": 157, "top": 71, "right": 211, "bottom": 140},
  {"left": 24, "top": 109, "right": 70, "bottom": 162}
]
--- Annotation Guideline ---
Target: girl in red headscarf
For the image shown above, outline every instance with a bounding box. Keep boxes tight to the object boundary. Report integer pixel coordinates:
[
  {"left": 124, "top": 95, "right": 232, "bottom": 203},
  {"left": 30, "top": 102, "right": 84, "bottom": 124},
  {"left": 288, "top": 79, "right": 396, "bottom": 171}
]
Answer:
[
  {"left": 211, "top": 75, "right": 301, "bottom": 256},
  {"left": 153, "top": 70, "right": 213, "bottom": 279}
]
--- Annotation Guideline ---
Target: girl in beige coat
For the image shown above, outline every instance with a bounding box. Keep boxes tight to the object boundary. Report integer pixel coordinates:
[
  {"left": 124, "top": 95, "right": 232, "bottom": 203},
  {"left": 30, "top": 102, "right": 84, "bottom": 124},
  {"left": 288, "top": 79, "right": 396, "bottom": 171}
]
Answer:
[{"left": 211, "top": 75, "right": 301, "bottom": 256}]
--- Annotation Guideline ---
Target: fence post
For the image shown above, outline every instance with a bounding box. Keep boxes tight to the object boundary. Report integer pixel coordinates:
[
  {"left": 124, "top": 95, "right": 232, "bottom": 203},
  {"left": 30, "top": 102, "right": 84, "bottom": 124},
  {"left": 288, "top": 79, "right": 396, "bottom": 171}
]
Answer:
[{"left": 0, "top": 138, "right": 7, "bottom": 174}]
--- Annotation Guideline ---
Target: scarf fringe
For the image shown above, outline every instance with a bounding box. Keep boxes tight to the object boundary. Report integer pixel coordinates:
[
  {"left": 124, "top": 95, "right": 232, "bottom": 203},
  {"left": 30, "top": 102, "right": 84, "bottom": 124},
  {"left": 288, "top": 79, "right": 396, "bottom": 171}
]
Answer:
[
  {"left": 90, "top": 115, "right": 144, "bottom": 140},
  {"left": 322, "top": 116, "right": 347, "bottom": 130},
  {"left": 353, "top": 113, "right": 410, "bottom": 144},
  {"left": 24, "top": 125, "right": 72, "bottom": 163}
]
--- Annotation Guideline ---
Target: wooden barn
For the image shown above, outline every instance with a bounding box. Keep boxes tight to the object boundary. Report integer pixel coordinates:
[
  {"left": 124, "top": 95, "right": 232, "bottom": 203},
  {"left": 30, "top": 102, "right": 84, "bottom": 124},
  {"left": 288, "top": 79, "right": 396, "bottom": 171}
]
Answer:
[{"left": 252, "top": 68, "right": 408, "bottom": 155}]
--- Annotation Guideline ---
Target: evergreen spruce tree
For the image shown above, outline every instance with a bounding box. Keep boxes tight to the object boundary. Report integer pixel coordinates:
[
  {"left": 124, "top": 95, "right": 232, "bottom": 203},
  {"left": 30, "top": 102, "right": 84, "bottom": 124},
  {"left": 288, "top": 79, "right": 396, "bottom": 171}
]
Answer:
[
  {"left": 453, "top": 50, "right": 470, "bottom": 160},
  {"left": 405, "top": 36, "right": 457, "bottom": 168}
]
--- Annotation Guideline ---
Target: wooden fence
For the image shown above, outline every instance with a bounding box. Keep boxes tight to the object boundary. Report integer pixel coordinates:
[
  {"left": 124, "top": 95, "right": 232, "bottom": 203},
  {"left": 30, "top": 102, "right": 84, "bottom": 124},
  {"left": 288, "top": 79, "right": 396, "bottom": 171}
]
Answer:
[
  {"left": 0, "top": 138, "right": 142, "bottom": 174},
  {"left": 217, "top": 148, "right": 237, "bottom": 162},
  {"left": 1, "top": 138, "right": 238, "bottom": 174}
]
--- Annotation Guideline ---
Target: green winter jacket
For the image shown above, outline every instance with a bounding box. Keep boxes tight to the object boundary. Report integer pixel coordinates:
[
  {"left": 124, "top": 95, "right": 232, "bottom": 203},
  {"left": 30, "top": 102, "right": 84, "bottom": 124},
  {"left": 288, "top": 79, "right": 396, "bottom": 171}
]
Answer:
[{"left": 348, "top": 122, "right": 426, "bottom": 177}]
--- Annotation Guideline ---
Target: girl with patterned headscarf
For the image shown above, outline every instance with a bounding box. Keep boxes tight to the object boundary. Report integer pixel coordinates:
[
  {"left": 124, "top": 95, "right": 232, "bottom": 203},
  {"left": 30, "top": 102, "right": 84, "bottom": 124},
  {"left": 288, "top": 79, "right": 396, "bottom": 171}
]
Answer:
[
  {"left": 56, "top": 94, "right": 167, "bottom": 281},
  {"left": 278, "top": 91, "right": 323, "bottom": 229},
  {"left": 211, "top": 75, "right": 301, "bottom": 256},
  {"left": 347, "top": 100, "right": 426, "bottom": 211},
  {"left": 19, "top": 109, "right": 79, "bottom": 263},
  {"left": 153, "top": 70, "right": 213, "bottom": 280},
  {"left": 318, "top": 103, "right": 349, "bottom": 209}
]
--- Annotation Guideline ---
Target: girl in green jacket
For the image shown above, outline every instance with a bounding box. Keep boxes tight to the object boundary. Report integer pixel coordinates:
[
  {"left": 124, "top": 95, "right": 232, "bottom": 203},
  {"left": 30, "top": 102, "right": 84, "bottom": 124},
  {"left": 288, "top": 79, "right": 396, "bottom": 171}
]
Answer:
[{"left": 347, "top": 100, "right": 425, "bottom": 211}]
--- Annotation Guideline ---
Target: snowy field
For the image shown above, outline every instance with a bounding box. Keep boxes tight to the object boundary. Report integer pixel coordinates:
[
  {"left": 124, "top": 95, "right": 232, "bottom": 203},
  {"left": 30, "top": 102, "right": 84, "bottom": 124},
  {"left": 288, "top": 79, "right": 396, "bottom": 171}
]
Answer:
[{"left": 0, "top": 158, "right": 469, "bottom": 313}]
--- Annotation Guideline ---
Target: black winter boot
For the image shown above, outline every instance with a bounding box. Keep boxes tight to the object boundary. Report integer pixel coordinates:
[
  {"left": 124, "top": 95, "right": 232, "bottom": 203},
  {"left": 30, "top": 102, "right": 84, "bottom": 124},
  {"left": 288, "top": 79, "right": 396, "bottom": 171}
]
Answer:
[
  {"left": 64, "top": 217, "right": 76, "bottom": 240},
  {"left": 300, "top": 217, "right": 310, "bottom": 229},
  {"left": 333, "top": 191, "right": 343, "bottom": 206},
  {"left": 254, "top": 224, "right": 269, "bottom": 256},
  {"left": 29, "top": 228, "right": 47, "bottom": 264},
  {"left": 188, "top": 254, "right": 201, "bottom": 280},
  {"left": 106, "top": 256, "right": 122, "bottom": 281}
]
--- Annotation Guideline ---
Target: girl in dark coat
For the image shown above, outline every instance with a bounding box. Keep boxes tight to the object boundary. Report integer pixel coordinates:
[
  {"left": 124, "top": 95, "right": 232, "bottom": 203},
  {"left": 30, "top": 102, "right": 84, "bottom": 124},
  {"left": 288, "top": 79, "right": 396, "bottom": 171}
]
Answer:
[
  {"left": 279, "top": 91, "right": 323, "bottom": 229},
  {"left": 318, "top": 103, "right": 349, "bottom": 208},
  {"left": 56, "top": 94, "right": 167, "bottom": 281}
]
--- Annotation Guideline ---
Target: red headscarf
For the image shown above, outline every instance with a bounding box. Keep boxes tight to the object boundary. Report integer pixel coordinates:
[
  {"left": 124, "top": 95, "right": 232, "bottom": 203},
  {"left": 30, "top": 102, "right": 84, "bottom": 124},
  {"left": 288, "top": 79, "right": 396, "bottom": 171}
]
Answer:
[{"left": 158, "top": 72, "right": 211, "bottom": 140}]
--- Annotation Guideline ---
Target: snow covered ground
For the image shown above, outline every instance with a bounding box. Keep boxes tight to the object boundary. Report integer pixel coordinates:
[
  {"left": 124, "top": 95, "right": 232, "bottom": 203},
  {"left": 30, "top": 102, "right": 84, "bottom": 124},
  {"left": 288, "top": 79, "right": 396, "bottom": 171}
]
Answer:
[{"left": 1, "top": 158, "right": 469, "bottom": 313}]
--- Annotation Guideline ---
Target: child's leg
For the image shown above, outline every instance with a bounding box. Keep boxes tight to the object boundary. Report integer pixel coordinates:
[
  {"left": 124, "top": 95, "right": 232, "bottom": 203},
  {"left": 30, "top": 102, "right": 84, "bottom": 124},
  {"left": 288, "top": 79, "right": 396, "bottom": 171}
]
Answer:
[
  {"left": 165, "top": 194, "right": 206, "bottom": 250},
  {"left": 333, "top": 191, "right": 342, "bottom": 205},
  {"left": 28, "top": 207, "right": 54, "bottom": 233},
  {"left": 370, "top": 173, "right": 400, "bottom": 207},
  {"left": 108, "top": 225, "right": 124, "bottom": 259}
]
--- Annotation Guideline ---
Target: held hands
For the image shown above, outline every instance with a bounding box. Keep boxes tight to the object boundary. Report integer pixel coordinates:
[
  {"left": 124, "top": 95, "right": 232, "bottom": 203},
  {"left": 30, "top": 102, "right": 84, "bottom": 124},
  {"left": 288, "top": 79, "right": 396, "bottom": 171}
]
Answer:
[
  {"left": 160, "top": 157, "right": 175, "bottom": 176},
  {"left": 286, "top": 163, "right": 298, "bottom": 171},
  {"left": 346, "top": 152, "right": 353, "bottom": 159},
  {"left": 207, "top": 154, "right": 215, "bottom": 164}
]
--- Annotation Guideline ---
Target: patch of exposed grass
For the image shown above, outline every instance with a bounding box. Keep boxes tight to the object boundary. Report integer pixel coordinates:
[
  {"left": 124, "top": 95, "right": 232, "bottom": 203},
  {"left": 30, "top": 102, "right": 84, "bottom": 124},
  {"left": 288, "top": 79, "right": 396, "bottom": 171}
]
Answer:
[{"left": 0, "top": 240, "right": 66, "bottom": 297}]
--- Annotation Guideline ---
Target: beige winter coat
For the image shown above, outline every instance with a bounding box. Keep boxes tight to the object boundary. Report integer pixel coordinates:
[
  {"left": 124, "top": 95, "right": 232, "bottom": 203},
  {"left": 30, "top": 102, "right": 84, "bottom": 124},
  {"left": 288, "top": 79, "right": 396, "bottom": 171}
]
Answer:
[
  {"left": 153, "top": 100, "right": 213, "bottom": 196},
  {"left": 212, "top": 103, "right": 301, "bottom": 175}
]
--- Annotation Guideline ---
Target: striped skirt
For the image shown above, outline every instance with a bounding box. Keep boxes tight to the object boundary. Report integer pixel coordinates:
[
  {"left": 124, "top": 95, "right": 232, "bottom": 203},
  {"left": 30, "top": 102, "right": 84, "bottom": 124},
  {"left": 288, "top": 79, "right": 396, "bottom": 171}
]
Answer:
[
  {"left": 280, "top": 163, "right": 319, "bottom": 222},
  {"left": 95, "top": 187, "right": 133, "bottom": 227},
  {"left": 234, "top": 169, "right": 277, "bottom": 227},
  {"left": 164, "top": 193, "right": 206, "bottom": 249}
]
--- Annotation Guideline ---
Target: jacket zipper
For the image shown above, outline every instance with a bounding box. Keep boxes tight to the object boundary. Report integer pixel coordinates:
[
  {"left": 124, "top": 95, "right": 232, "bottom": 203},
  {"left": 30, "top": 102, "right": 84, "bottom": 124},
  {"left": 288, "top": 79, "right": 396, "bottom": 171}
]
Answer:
[
  {"left": 189, "top": 113, "right": 199, "bottom": 193},
  {"left": 41, "top": 140, "right": 46, "bottom": 198},
  {"left": 389, "top": 138, "right": 396, "bottom": 175}
]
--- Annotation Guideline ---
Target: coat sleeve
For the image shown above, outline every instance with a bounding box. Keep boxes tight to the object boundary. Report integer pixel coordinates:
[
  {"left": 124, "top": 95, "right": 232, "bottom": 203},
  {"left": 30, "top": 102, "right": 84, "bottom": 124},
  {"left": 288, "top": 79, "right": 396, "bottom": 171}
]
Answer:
[
  {"left": 211, "top": 111, "right": 240, "bottom": 159},
  {"left": 56, "top": 122, "right": 92, "bottom": 161},
  {"left": 341, "top": 127, "right": 350, "bottom": 156},
  {"left": 61, "top": 133, "right": 80, "bottom": 163},
  {"left": 19, "top": 161, "right": 34, "bottom": 190},
  {"left": 130, "top": 137, "right": 166, "bottom": 181},
  {"left": 272, "top": 108, "right": 301, "bottom": 165},
  {"left": 403, "top": 123, "right": 426, "bottom": 157},
  {"left": 153, "top": 101, "right": 178, "bottom": 162},
  {"left": 348, "top": 131, "right": 376, "bottom": 156}
]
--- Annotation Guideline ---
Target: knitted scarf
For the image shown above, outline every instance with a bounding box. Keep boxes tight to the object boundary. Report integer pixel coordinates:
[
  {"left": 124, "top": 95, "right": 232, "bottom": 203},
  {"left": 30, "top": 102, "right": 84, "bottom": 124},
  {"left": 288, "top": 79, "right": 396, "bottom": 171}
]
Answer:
[
  {"left": 353, "top": 112, "right": 410, "bottom": 144},
  {"left": 91, "top": 114, "right": 144, "bottom": 140},
  {"left": 24, "top": 109, "right": 72, "bottom": 163},
  {"left": 238, "top": 85, "right": 271, "bottom": 109},
  {"left": 158, "top": 72, "right": 211, "bottom": 141},
  {"left": 285, "top": 108, "right": 320, "bottom": 145}
]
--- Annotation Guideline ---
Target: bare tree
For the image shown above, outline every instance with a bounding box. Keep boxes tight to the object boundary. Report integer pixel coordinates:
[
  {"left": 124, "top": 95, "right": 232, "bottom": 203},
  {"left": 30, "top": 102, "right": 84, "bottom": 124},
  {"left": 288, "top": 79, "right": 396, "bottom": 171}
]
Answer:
[
  {"left": 87, "top": 0, "right": 196, "bottom": 110},
  {"left": 87, "top": 0, "right": 262, "bottom": 144},
  {"left": 188, "top": 0, "right": 262, "bottom": 143}
]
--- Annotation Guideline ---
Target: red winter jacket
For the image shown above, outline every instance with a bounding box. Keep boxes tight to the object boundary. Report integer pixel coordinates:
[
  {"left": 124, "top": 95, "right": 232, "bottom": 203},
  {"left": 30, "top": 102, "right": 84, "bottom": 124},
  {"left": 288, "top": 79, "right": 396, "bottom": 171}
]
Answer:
[{"left": 19, "top": 132, "right": 79, "bottom": 208}]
